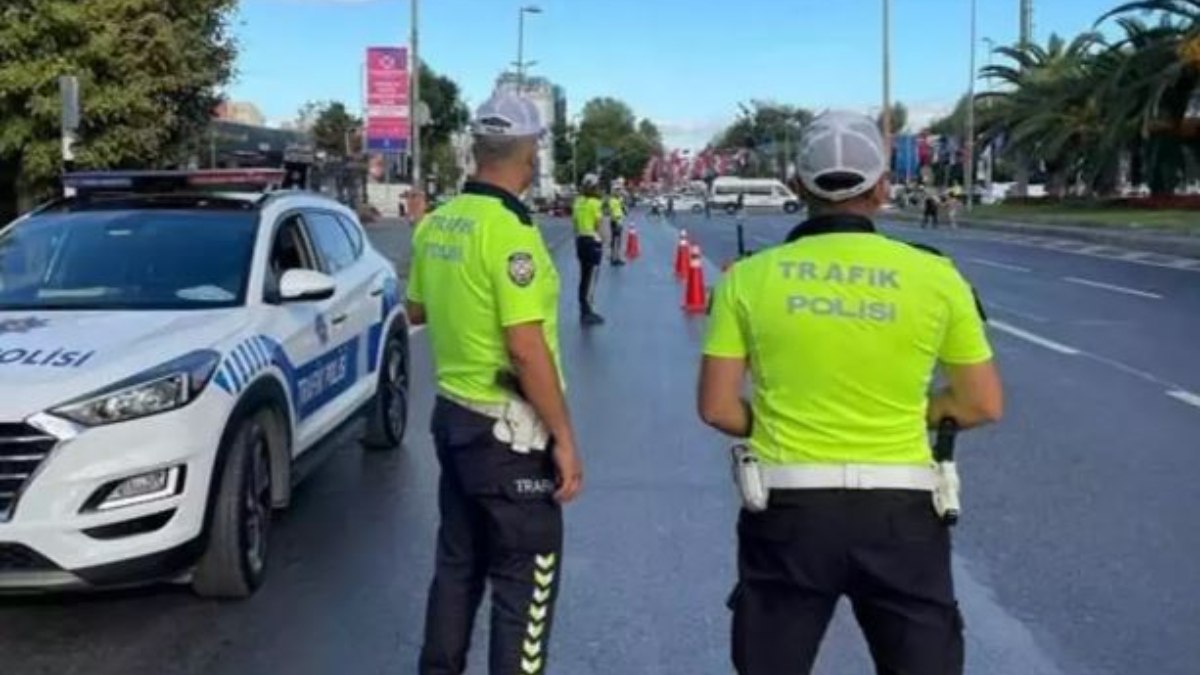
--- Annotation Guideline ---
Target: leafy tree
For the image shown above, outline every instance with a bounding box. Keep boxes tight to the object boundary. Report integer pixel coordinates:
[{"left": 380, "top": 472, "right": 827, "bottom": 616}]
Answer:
[
  {"left": 552, "top": 119, "right": 574, "bottom": 185},
  {"left": 712, "top": 101, "right": 812, "bottom": 178},
  {"left": 306, "top": 101, "right": 360, "bottom": 158},
  {"left": 0, "top": 0, "right": 237, "bottom": 218},
  {"left": 417, "top": 62, "right": 469, "bottom": 181},
  {"left": 574, "top": 97, "right": 660, "bottom": 183}
]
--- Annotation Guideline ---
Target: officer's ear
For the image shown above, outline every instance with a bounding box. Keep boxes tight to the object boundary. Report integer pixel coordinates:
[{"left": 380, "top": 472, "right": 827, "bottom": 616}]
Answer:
[{"left": 867, "top": 176, "right": 891, "bottom": 209}]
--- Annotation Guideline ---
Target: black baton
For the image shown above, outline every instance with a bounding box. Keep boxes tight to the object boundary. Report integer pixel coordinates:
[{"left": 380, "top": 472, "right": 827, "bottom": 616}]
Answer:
[{"left": 933, "top": 418, "right": 959, "bottom": 463}]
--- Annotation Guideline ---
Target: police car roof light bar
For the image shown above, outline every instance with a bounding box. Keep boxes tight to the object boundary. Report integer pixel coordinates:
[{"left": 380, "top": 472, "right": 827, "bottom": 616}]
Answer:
[{"left": 62, "top": 169, "right": 287, "bottom": 195}]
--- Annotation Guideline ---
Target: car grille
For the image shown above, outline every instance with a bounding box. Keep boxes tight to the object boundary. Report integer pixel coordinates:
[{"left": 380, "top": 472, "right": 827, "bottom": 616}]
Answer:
[
  {"left": 0, "top": 423, "right": 58, "bottom": 522},
  {"left": 0, "top": 542, "right": 59, "bottom": 571}
]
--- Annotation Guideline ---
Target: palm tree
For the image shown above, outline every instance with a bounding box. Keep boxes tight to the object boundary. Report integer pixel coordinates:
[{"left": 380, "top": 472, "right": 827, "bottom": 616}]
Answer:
[
  {"left": 1100, "top": 1, "right": 1200, "bottom": 194},
  {"left": 978, "top": 33, "right": 1105, "bottom": 197}
]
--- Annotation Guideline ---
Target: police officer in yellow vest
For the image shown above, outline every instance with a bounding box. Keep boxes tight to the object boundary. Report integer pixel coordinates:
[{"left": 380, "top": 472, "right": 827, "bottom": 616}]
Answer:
[
  {"left": 698, "top": 110, "right": 1004, "bottom": 675},
  {"left": 572, "top": 174, "right": 605, "bottom": 325},
  {"left": 408, "top": 91, "right": 584, "bottom": 675},
  {"left": 605, "top": 190, "right": 626, "bottom": 266}
]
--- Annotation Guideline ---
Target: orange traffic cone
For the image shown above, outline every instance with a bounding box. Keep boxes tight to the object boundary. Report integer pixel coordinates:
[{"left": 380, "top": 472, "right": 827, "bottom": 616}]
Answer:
[
  {"left": 625, "top": 225, "right": 641, "bottom": 260},
  {"left": 683, "top": 244, "right": 707, "bottom": 314},
  {"left": 674, "top": 229, "right": 690, "bottom": 280}
]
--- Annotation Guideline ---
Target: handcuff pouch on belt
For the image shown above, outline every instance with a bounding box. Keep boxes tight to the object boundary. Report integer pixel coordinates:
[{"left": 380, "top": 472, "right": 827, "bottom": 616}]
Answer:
[
  {"left": 491, "top": 398, "right": 550, "bottom": 454},
  {"left": 731, "top": 445, "right": 769, "bottom": 512}
]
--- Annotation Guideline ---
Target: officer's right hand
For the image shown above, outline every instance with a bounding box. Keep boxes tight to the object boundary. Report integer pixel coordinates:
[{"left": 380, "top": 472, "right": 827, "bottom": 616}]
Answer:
[{"left": 552, "top": 439, "right": 584, "bottom": 503}]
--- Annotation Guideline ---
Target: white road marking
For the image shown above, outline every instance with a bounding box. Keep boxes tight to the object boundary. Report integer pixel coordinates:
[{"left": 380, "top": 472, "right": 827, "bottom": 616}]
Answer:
[
  {"left": 986, "top": 301, "right": 1048, "bottom": 323},
  {"left": 967, "top": 258, "right": 1032, "bottom": 273},
  {"left": 988, "top": 320, "right": 1081, "bottom": 355},
  {"left": 884, "top": 222, "right": 1200, "bottom": 272},
  {"left": 1119, "top": 251, "right": 1154, "bottom": 261},
  {"left": 1166, "top": 389, "right": 1200, "bottom": 410},
  {"left": 1063, "top": 276, "right": 1163, "bottom": 299}
]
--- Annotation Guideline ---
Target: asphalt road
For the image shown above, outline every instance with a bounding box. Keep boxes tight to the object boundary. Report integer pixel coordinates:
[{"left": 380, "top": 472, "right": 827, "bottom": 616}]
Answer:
[{"left": 1, "top": 212, "right": 1197, "bottom": 675}]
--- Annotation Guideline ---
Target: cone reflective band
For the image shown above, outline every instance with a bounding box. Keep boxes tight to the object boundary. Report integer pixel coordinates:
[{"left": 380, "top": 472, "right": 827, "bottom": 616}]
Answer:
[
  {"left": 625, "top": 226, "right": 641, "bottom": 260},
  {"left": 674, "top": 230, "right": 690, "bottom": 280},
  {"left": 683, "top": 243, "right": 707, "bottom": 314}
]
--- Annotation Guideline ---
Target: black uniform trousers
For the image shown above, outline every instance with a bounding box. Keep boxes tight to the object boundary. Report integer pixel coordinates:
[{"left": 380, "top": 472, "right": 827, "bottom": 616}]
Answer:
[
  {"left": 575, "top": 236, "right": 603, "bottom": 316},
  {"left": 609, "top": 219, "right": 623, "bottom": 260},
  {"left": 420, "top": 398, "right": 563, "bottom": 675},
  {"left": 731, "top": 489, "right": 963, "bottom": 675}
]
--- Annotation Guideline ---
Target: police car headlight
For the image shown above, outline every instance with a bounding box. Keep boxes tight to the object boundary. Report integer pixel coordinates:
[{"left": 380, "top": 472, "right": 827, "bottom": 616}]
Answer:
[{"left": 51, "top": 350, "right": 221, "bottom": 427}]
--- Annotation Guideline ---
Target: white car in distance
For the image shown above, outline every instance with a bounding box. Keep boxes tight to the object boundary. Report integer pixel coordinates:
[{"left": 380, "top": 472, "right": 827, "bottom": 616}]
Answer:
[{"left": 0, "top": 169, "right": 410, "bottom": 598}]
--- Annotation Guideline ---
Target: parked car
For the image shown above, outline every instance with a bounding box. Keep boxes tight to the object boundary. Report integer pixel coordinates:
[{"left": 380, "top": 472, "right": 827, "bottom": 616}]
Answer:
[{"left": 0, "top": 169, "right": 411, "bottom": 598}]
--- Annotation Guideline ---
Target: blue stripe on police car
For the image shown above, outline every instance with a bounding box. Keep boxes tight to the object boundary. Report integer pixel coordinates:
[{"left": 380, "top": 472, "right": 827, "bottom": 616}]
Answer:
[{"left": 215, "top": 334, "right": 362, "bottom": 422}]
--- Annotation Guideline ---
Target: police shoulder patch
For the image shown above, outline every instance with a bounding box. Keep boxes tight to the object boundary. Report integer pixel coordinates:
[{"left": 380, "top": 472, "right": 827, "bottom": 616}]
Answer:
[{"left": 507, "top": 252, "right": 536, "bottom": 287}]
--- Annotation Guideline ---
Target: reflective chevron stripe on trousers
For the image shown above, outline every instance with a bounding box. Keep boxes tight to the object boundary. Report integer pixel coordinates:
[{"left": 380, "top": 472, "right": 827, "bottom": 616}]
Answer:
[{"left": 420, "top": 398, "right": 564, "bottom": 675}]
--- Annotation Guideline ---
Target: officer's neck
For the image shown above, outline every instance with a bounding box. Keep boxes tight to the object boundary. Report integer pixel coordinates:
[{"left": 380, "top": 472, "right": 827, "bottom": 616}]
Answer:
[
  {"left": 807, "top": 203, "right": 879, "bottom": 220},
  {"left": 472, "top": 169, "right": 528, "bottom": 200}
]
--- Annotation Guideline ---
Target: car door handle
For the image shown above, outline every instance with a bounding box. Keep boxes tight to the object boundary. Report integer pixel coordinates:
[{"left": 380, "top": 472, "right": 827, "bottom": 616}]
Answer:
[
  {"left": 369, "top": 287, "right": 384, "bottom": 297},
  {"left": 330, "top": 314, "right": 349, "bottom": 326}
]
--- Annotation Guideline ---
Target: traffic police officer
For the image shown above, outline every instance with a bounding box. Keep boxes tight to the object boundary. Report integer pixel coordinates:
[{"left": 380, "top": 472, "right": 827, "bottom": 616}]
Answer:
[
  {"left": 698, "top": 110, "right": 1004, "bottom": 675},
  {"left": 572, "top": 173, "right": 605, "bottom": 325},
  {"left": 408, "top": 91, "right": 584, "bottom": 675},
  {"left": 605, "top": 190, "right": 626, "bottom": 266}
]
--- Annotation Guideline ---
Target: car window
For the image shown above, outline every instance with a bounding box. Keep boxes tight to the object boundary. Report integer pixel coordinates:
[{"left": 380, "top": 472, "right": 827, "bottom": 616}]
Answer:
[
  {"left": 0, "top": 209, "right": 257, "bottom": 310},
  {"left": 268, "top": 214, "right": 318, "bottom": 283},
  {"left": 305, "top": 211, "right": 357, "bottom": 274},
  {"left": 335, "top": 214, "right": 365, "bottom": 257}
]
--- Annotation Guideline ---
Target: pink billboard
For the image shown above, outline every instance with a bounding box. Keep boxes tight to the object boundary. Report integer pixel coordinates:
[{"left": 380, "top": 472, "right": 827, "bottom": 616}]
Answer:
[{"left": 365, "top": 46, "right": 409, "bottom": 152}]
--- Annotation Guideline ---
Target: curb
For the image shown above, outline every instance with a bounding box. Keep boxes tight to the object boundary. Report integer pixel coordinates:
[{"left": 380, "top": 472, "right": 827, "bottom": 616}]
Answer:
[{"left": 886, "top": 210, "right": 1200, "bottom": 260}]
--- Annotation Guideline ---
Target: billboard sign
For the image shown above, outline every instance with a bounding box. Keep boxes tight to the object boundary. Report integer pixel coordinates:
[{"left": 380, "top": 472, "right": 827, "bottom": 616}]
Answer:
[{"left": 365, "top": 47, "right": 409, "bottom": 152}]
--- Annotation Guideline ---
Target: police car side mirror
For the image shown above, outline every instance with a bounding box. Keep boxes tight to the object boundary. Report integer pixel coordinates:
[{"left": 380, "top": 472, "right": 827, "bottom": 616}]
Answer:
[{"left": 278, "top": 269, "right": 336, "bottom": 303}]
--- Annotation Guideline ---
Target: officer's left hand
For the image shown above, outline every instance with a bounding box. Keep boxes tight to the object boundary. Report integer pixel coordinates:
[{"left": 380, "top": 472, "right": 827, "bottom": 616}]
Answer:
[{"left": 552, "top": 439, "right": 584, "bottom": 503}]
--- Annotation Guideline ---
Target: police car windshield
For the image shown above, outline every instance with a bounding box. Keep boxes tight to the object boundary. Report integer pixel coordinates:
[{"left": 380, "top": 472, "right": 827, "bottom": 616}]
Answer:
[{"left": 0, "top": 209, "right": 258, "bottom": 311}]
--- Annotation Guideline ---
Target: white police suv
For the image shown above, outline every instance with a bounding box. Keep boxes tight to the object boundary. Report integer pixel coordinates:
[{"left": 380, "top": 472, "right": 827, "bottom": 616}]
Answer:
[{"left": 0, "top": 170, "right": 409, "bottom": 597}]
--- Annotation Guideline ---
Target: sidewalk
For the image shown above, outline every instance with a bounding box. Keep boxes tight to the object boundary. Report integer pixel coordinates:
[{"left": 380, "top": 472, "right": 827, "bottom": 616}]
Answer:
[{"left": 887, "top": 208, "right": 1200, "bottom": 259}]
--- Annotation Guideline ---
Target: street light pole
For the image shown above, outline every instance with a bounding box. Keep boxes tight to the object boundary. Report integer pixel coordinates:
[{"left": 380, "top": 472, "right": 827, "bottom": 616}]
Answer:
[
  {"left": 516, "top": 6, "right": 542, "bottom": 91},
  {"left": 965, "top": 0, "right": 978, "bottom": 212},
  {"left": 983, "top": 36, "right": 995, "bottom": 194},
  {"left": 517, "top": 9, "right": 525, "bottom": 89},
  {"left": 882, "top": 0, "right": 892, "bottom": 166},
  {"left": 410, "top": 0, "right": 421, "bottom": 190}
]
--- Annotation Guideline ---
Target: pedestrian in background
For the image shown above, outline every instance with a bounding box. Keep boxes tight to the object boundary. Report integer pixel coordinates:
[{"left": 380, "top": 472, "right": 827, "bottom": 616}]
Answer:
[
  {"left": 408, "top": 91, "right": 583, "bottom": 675},
  {"left": 922, "top": 189, "right": 939, "bottom": 228},
  {"left": 699, "top": 110, "right": 1002, "bottom": 675}
]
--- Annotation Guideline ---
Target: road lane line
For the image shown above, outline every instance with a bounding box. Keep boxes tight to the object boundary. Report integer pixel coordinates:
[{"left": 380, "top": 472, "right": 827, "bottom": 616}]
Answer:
[
  {"left": 986, "top": 301, "right": 1048, "bottom": 323},
  {"left": 1063, "top": 276, "right": 1163, "bottom": 300},
  {"left": 967, "top": 258, "right": 1032, "bottom": 273},
  {"left": 988, "top": 320, "right": 1081, "bottom": 355},
  {"left": 1166, "top": 390, "right": 1200, "bottom": 410}
]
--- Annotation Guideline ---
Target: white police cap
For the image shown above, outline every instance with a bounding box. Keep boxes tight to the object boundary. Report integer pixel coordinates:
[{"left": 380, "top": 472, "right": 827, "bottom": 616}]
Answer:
[
  {"left": 797, "top": 110, "right": 888, "bottom": 202},
  {"left": 471, "top": 91, "right": 545, "bottom": 139}
]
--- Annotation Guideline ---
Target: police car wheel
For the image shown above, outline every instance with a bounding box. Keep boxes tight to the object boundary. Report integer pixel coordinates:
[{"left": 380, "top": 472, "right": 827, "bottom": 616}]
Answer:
[
  {"left": 690, "top": 204, "right": 703, "bottom": 213},
  {"left": 364, "top": 332, "right": 409, "bottom": 450},
  {"left": 724, "top": 204, "right": 738, "bottom": 215},
  {"left": 784, "top": 201, "right": 800, "bottom": 214},
  {"left": 192, "top": 410, "right": 274, "bottom": 598}
]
